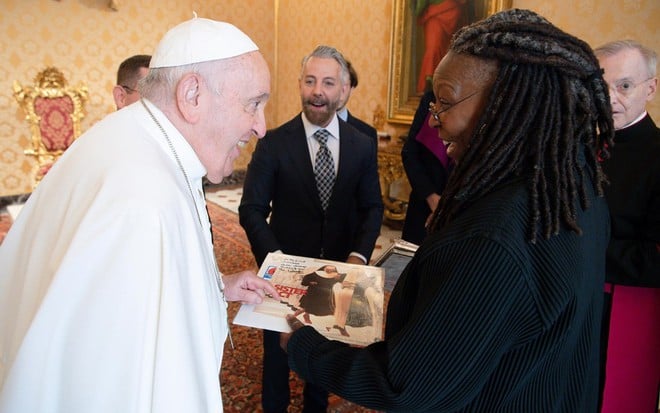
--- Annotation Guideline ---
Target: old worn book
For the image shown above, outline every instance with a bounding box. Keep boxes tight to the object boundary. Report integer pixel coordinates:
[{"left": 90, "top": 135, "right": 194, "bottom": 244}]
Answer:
[{"left": 233, "top": 252, "right": 385, "bottom": 346}]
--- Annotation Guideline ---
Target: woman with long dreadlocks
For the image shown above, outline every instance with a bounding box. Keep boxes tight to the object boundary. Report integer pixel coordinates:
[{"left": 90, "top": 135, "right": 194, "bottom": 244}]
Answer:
[{"left": 280, "top": 9, "right": 613, "bottom": 412}]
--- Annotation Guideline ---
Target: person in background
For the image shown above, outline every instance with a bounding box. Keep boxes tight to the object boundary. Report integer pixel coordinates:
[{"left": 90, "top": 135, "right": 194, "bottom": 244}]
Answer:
[
  {"left": 0, "top": 17, "right": 279, "bottom": 413},
  {"left": 239, "top": 45, "right": 383, "bottom": 413},
  {"left": 594, "top": 39, "right": 660, "bottom": 413},
  {"left": 401, "top": 89, "right": 451, "bottom": 245},
  {"left": 336, "top": 60, "right": 378, "bottom": 142},
  {"left": 112, "top": 54, "right": 151, "bottom": 109},
  {"left": 281, "top": 9, "right": 612, "bottom": 412}
]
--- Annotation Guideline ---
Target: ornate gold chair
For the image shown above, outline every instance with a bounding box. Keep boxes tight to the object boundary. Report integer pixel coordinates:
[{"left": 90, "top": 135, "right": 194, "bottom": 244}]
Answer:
[
  {"left": 13, "top": 67, "right": 88, "bottom": 186},
  {"left": 371, "top": 105, "right": 412, "bottom": 222},
  {"left": 377, "top": 141, "right": 411, "bottom": 222}
]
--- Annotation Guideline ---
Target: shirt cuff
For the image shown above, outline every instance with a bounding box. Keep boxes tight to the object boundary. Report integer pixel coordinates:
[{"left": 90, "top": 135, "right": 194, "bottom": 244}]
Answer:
[{"left": 349, "top": 252, "right": 367, "bottom": 264}]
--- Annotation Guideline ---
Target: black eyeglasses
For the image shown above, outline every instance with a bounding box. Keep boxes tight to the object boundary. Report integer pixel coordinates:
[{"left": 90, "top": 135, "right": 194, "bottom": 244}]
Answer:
[
  {"left": 428, "top": 90, "right": 480, "bottom": 123},
  {"left": 121, "top": 85, "right": 138, "bottom": 94}
]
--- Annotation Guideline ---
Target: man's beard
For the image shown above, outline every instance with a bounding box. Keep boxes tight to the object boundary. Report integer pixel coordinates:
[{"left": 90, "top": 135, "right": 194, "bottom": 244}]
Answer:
[{"left": 302, "top": 98, "right": 339, "bottom": 127}]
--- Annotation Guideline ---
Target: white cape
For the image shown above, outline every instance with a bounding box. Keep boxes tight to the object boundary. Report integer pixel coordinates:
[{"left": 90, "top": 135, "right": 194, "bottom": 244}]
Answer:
[{"left": 0, "top": 101, "right": 228, "bottom": 412}]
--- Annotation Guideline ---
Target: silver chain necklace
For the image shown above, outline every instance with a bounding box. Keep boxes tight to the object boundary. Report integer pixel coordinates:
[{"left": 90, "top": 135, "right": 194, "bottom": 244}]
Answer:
[{"left": 141, "top": 98, "right": 234, "bottom": 349}]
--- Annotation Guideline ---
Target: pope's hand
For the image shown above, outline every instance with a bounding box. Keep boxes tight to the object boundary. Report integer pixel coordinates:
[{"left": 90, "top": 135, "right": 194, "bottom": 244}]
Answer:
[{"left": 222, "top": 270, "right": 280, "bottom": 304}]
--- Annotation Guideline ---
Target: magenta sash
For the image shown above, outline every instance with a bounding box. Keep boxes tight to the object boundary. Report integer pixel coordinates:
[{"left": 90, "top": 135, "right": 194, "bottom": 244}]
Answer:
[
  {"left": 601, "top": 284, "right": 660, "bottom": 413},
  {"left": 415, "top": 112, "right": 450, "bottom": 169}
]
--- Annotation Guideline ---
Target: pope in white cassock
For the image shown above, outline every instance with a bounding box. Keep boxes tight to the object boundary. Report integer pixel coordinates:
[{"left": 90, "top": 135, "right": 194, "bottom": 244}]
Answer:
[{"left": 0, "top": 17, "right": 278, "bottom": 413}]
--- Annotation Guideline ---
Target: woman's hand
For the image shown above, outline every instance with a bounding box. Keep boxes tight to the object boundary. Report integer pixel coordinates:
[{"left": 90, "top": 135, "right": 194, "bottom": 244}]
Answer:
[{"left": 280, "top": 314, "right": 305, "bottom": 352}]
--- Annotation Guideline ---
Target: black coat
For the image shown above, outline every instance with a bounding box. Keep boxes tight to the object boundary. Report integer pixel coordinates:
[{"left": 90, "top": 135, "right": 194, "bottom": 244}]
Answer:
[
  {"left": 601, "top": 114, "right": 660, "bottom": 286},
  {"left": 346, "top": 110, "right": 377, "bottom": 143},
  {"left": 288, "top": 176, "right": 609, "bottom": 412}
]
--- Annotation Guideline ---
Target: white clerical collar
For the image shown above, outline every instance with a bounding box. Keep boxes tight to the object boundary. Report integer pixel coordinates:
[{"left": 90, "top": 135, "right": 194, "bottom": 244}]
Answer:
[
  {"left": 140, "top": 98, "right": 207, "bottom": 182},
  {"left": 301, "top": 111, "right": 341, "bottom": 140},
  {"left": 619, "top": 111, "right": 648, "bottom": 130}
]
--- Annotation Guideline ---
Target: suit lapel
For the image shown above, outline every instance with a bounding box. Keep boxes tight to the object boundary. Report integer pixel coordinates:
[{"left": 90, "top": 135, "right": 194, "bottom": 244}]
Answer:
[
  {"left": 335, "top": 121, "right": 355, "bottom": 188},
  {"left": 286, "top": 115, "right": 324, "bottom": 208}
]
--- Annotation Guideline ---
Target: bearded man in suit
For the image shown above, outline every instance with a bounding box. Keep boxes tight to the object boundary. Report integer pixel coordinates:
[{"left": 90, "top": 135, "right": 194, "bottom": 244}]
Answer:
[{"left": 239, "top": 45, "right": 383, "bottom": 413}]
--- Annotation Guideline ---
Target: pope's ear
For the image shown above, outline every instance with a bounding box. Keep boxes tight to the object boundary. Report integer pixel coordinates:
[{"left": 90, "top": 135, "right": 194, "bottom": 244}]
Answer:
[
  {"left": 176, "top": 73, "right": 202, "bottom": 123},
  {"left": 112, "top": 85, "right": 125, "bottom": 109}
]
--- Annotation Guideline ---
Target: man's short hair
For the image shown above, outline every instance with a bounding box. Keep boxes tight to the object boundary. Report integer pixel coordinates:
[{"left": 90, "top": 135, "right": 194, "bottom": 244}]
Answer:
[
  {"left": 594, "top": 40, "right": 657, "bottom": 78},
  {"left": 300, "top": 45, "right": 349, "bottom": 86},
  {"left": 116, "top": 54, "right": 152, "bottom": 87},
  {"left": 346, "top": 60, "right": 358, "bottom": 88}
]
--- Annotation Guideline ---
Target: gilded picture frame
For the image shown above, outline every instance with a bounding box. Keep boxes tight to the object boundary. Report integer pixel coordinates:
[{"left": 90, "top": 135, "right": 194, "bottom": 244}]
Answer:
[{"left": 387, "top": 0, "right": 512, "bottom": 125}]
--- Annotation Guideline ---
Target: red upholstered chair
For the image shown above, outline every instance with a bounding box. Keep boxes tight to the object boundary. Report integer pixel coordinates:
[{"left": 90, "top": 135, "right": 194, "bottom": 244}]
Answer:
[{"left": 13, "top": 67, "right": 87, "bottom": 187}]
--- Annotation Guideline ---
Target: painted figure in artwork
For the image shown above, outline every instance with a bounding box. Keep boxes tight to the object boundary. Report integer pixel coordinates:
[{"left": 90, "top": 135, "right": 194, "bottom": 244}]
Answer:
[{"left": 415, "top": 0, "right": 467, "bottom": 93}]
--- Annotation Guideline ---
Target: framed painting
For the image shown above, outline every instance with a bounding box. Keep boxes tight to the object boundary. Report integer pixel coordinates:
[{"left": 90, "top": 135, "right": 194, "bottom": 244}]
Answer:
[{"left": 387, "top": 0, "right": 512, "bottom": 125}]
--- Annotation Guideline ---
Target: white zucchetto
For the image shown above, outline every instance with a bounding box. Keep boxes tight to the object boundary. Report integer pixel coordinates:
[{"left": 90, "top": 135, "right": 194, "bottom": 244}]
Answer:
[{"left": 150, "top": 16, "right": 259, "bottom": 68}]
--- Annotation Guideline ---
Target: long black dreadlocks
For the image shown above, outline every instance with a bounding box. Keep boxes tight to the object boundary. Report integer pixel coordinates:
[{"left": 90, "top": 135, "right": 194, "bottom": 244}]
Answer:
[{"left": 427, "top": 8, "right": 614, "bottom": 243}]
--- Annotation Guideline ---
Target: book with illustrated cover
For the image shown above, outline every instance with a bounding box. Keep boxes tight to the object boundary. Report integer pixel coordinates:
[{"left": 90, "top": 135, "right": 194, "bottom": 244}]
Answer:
[{"left": 233, "top": 252, "right": 385, "bottom": 346}]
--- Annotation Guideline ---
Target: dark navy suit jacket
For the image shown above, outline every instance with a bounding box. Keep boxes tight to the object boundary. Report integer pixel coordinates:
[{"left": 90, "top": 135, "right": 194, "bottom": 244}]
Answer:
[
  {"left": 346, "top": 110, "right": 377, "bottom": 143},
  {"left": 239, "top": 113, "right": 384, "bottom": 266}
]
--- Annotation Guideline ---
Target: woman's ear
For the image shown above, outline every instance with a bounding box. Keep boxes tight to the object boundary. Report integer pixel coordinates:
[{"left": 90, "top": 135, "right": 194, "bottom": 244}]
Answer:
[{"left": 176, "top": 73, "right": 203, "bottom": 123}]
